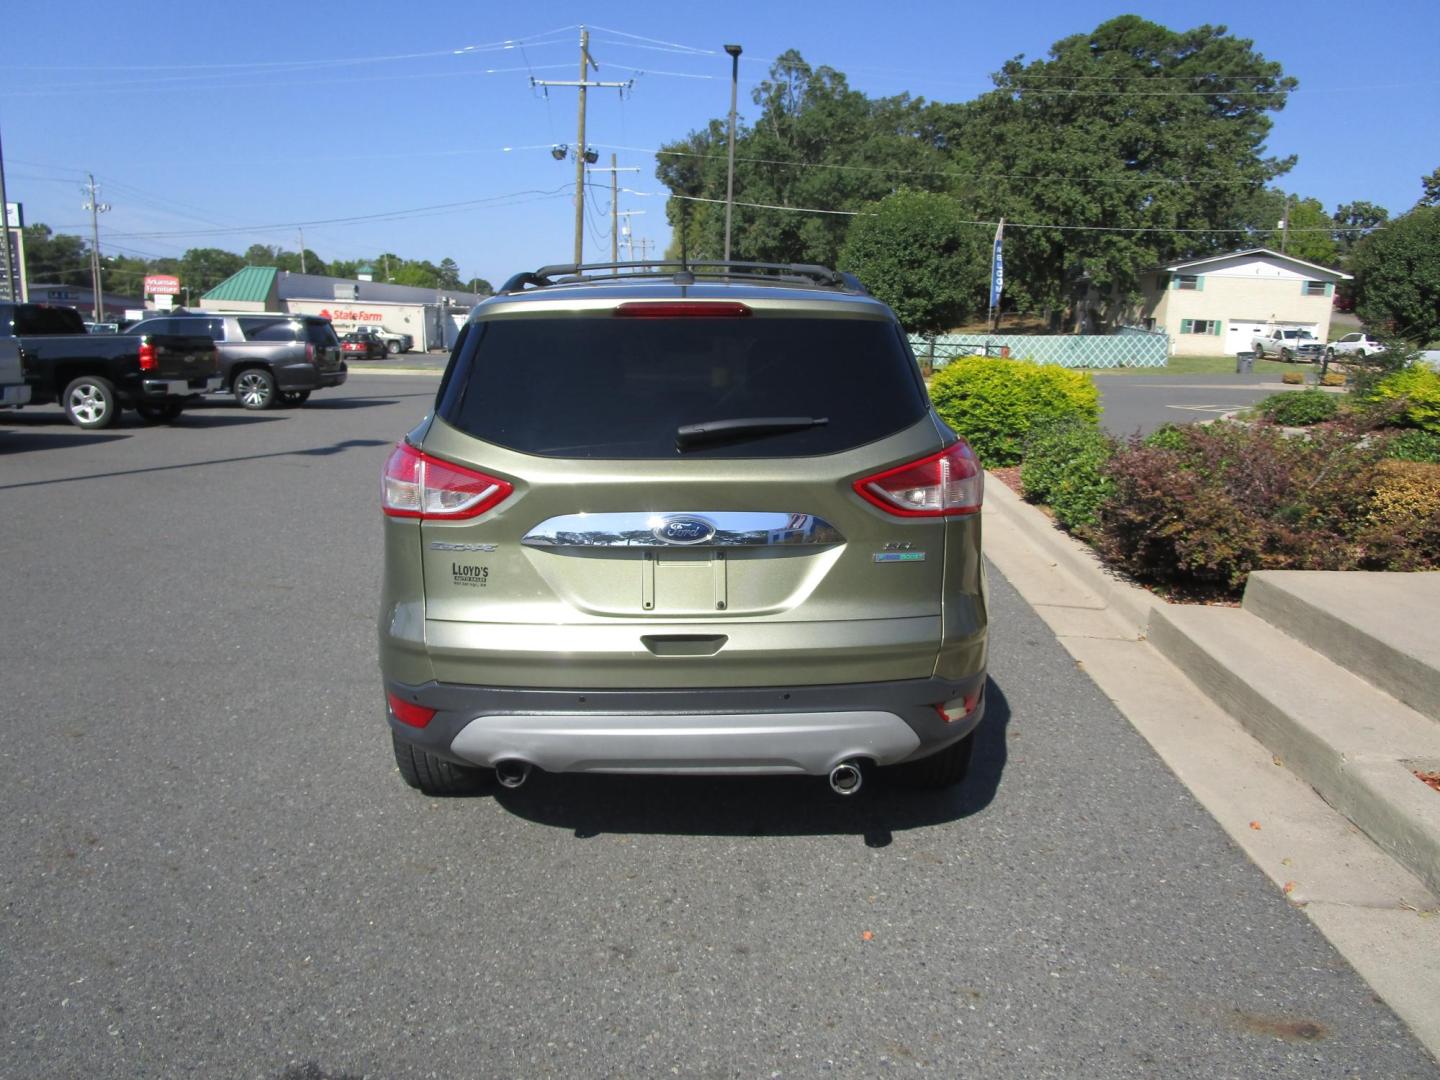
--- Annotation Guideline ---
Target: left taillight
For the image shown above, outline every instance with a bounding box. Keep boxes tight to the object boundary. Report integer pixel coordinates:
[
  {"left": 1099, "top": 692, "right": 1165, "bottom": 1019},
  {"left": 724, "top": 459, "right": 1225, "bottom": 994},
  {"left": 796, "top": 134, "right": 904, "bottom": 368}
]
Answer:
[
  {"left": 381, "top": 442, "right": 514, "bottom": 520},
  {"left": 853, "top": 440, "right": 983, "bottom": 517},
  {"left": 138, "top": 340, "right": 157, "bottom": 372},
  {"left": 386, "top": 692, "right": 435, "bottom": 728}
]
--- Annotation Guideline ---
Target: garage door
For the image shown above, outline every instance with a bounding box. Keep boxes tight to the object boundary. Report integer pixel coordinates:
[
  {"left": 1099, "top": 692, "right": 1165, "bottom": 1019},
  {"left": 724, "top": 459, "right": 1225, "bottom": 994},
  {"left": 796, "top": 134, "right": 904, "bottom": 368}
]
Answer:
[{"left": 1226, "top": 320, "right": 1268, "bottom": 356}]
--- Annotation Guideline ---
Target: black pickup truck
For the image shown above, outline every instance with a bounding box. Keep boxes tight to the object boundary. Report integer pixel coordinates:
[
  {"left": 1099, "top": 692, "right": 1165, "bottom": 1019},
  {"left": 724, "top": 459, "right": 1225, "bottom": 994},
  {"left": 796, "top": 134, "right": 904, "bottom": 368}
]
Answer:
[{"left": 0, "top": 302, "right": 220, "bottom": 429}]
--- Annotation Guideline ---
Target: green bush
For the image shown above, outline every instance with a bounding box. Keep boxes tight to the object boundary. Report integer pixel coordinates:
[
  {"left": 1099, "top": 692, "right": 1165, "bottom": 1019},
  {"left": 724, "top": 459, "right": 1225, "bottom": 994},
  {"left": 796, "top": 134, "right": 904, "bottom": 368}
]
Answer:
[
  {"left": 1385, "top": 428, "right": 1440, "bottom": 463},
  {"left": 1368, "top": 364, "right": 1440, "bottom": 432},
  {"left": 1142, "top": 423, "right": 1189, "bottom": 451},
  {"left": 1259, "top": 389, "right": 1340, "bottom": 426},
  {"left": 1020, "top": 420, "right": 1115, "bottom": 533},
  {"left": 928, "top": 357, "right": 1099, "bottom": 466}
]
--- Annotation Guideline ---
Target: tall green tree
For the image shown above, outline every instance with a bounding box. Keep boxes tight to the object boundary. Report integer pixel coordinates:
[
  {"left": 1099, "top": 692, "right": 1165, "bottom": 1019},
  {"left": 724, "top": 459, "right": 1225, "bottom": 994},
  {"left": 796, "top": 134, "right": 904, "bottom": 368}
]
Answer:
[
  {"left": 1420, "top": 167, "right": 1440, "bottom": 208},
  {"left": 178, "top": 248, "right": 245, "bottom": 293},
  {"left": 960, "top": 16, "right": 1296, "bottom": 318},
  {"left": 437, "top": 258, "right": 461, "bottom": 289},
  {"left": 1351, "top": 206, "right": 1440, "bottom": 345},
  {"left": 839, "top": 190, "right": 990, "bottom": 335},
  {"left": 1268, "top": 196, "right": 1338, "bottom": 265},
  {"left": 21, "top": 223, "right": 89, "bottom": 284},
  {"left": 1333, "top": 200, "right": 1389, "bottom": 254}
]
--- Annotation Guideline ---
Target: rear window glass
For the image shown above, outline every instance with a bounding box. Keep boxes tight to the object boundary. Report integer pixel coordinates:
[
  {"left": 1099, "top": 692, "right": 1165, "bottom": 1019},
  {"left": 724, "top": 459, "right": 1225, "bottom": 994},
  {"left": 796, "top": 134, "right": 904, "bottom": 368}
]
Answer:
[
  {"left": 14, "top": 304, "right": 87, "bottom": 335},
  {"left": 437, "top": 314, "right": 927, "bottom": 459},
  {"left": 304, "top": 321, "right": 339, "bottom": 347}
]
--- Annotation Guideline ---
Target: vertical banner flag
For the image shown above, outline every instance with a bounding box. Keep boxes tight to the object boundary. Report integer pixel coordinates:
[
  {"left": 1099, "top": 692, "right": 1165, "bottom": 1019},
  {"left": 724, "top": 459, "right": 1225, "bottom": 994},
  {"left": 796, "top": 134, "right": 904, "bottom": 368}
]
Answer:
[{"left": 989, "top": 218, "right": 1005, "bottom": 314}]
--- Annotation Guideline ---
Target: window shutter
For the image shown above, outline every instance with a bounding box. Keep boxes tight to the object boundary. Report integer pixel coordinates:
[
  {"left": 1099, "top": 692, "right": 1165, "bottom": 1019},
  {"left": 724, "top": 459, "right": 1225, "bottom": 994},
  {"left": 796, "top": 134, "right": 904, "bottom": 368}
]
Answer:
[
  {"left": 1214, "top": 320, "right": 1223, "bottom": 336},
  {"left": 1181, "top": 319, "right": 1193, "bottom": 334},
  {"left": 1195, "top": 276, "right": 1205, "bottom": 292},
  {"left": 1326, "top": 282, "right": 1334, "bottom": 297}
]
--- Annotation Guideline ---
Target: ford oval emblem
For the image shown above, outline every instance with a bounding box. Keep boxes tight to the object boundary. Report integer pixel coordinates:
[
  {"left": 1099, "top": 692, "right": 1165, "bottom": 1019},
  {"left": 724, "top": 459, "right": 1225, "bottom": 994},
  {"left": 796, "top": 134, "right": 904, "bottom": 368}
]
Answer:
[{"left": 654, "top": 515, "right": 717, "bottom": 545}]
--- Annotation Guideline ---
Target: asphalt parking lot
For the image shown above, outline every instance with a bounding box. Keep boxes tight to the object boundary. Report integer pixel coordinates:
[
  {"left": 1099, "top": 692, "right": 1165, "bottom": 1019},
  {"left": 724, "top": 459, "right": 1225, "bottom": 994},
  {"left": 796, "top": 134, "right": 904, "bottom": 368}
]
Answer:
[{"left": 1, "top": 376, "right": 1434, "bottom": 1078}]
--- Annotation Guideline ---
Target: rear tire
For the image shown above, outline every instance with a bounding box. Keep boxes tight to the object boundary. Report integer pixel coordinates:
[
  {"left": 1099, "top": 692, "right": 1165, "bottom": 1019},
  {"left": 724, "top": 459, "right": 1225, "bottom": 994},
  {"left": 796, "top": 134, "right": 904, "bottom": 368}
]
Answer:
[
  {"left": 63, "top": 375, "right": 118, "bottom": 430},
  {"left": 278, "top": 390, "right": 311, "bottom": 407},
  {"left": 234, "top": 367, "right": 277, "bottom": 410},
  {"left": 392, "top": 732, "right": 488, "bottom": 795},
  {"left": 886, "top": 732, "right": 975, "bottom": 789}
]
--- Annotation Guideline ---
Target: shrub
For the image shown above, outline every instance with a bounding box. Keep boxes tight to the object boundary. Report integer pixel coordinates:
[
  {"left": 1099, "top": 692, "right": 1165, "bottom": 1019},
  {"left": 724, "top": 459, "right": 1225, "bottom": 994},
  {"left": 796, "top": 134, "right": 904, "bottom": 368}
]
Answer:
[
  {"left": 1142, "top": 423, "right": 1189, "bottom": 451},
  {"left": 1357, "top": 461, "right": 1440, "bottom": 570},
  {"left": 1368, "top": 364, "right": 1440, "bottom": 432},
  {"left": 1320, "top": 372, "right": 1347, "bottom": 387},
  {"left": 1094, "top": 423, "right": 1394, "bottom": 596},
  {"left": 1281, "top": 371, "right": 1305, "bottom": 385},
  {"left": 1020, "top": 420, "right": 1115, "bottom": 533},
  {"left": 1259, "top": 389, "right": 1340, "bottom": 426},
  {"left": 928, "top": 357, "right": 1099, "bottom": 466},
  {"left": 1385, "top": 428, "right": 1440, "bottom": 463}
]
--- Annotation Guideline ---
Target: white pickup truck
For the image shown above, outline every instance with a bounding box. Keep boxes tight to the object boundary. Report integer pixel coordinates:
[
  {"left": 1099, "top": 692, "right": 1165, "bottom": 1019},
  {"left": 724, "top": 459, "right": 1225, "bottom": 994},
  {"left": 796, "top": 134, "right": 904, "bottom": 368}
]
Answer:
[{"left": 1251, "top": 328, "right": 1324, "bottom": 362}]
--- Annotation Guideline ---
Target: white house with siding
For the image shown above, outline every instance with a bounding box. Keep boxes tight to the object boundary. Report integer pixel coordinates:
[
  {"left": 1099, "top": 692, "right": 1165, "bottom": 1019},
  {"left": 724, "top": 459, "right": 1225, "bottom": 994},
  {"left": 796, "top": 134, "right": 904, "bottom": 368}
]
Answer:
[{"left": 1134, "top": 249, "right": 1351, "bottom": 356}]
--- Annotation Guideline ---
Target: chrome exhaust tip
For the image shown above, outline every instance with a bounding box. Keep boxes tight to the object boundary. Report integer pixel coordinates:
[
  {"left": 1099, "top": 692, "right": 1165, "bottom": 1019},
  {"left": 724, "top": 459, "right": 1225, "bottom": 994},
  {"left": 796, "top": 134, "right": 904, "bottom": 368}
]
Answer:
[
  {"left": 828, "top": 760, "right": 863, "bottom": 796},
  {"left": 495, "top": 759, "right": 532, "bottom": 789}
]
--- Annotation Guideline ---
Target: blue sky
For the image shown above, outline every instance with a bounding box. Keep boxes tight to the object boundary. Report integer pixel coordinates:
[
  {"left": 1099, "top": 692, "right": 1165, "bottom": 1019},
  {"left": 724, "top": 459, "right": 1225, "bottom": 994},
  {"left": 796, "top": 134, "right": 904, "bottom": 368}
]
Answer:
[{"left": 3, "top": 0, "right": 1436, "bottom": 290}]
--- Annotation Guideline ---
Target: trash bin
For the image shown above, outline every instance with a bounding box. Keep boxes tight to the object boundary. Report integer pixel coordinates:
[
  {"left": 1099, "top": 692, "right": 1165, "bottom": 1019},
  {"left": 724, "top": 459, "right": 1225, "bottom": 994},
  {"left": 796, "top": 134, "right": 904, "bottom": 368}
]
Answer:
[{"left": 1236, "top": 352, "right": 1255, "bottom": 375}]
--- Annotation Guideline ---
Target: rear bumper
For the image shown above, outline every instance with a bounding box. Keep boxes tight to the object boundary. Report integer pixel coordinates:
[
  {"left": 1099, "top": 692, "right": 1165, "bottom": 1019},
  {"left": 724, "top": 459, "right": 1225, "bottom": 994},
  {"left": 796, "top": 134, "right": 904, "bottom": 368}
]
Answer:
[
  {"left": 384, "top": 673, "right": 985, "bottom": 776},
  {"left": 276, "top": 362, "right": 348, "bottom": 391},
  {"left": 140, "top": 375, "right": 222, "bottom": 399}
]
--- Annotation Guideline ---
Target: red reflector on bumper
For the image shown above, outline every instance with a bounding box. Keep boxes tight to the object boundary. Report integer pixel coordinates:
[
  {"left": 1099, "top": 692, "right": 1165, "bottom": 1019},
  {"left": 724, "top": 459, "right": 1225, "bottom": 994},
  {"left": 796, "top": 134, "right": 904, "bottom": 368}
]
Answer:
[
  {"left": 387, "top": 692, "right": 436, "bottom": 728},
  {"left": 933, "top": 691, "right": 981, "bottom": 723}
]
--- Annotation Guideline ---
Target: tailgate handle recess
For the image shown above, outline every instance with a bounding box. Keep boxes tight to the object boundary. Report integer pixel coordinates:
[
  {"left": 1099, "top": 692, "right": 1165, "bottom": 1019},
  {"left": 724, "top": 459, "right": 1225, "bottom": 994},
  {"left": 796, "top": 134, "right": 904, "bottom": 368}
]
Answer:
[{"left": 641, "top": 635, "right": 728, "bottom": 657}]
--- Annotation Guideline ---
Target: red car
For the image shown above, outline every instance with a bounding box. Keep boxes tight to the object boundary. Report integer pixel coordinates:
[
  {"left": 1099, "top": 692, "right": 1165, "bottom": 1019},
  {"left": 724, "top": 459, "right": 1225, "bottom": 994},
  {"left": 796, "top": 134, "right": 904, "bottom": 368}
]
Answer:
[{"left": 340, "top": 331, "right": 387, "bottom": 361}]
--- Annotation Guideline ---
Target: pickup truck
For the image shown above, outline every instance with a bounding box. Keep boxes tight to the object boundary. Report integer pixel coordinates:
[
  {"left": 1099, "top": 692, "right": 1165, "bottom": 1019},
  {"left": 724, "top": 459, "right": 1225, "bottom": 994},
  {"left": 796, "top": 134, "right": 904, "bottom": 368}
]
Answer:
[
  {"left": 1, "top": 301, "right": 219, "bottom": 429},
  {"left": 1250, "top": 328, "right": 1324, "bottom": 362},
  {"left": 125, "top": 313, "right": 346, "bottom": 410},
  {"left": 0, "top": 338, "right": 33, "bottom": 411}
]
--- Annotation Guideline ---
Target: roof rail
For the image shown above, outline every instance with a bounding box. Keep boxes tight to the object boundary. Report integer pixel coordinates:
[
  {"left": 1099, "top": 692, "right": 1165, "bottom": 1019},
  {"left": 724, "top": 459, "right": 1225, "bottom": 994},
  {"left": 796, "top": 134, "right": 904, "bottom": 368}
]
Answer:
[{"left": 496, "top": 260, "right": 868, "bottom": 294}]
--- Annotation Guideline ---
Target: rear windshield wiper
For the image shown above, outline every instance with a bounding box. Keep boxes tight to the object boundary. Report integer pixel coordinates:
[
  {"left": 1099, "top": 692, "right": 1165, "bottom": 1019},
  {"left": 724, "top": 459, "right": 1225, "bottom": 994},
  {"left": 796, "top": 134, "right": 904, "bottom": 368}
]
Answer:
[{"left": 675, "top": 416, "right": 829, "bottom": 450}]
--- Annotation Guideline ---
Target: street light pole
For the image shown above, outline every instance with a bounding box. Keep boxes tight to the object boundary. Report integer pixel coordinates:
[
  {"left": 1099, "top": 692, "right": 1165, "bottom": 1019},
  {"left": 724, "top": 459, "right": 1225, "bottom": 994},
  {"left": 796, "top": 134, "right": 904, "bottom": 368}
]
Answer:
[
  {"left": 723, "top": 44, "right": 743, "bottom": 262},
  {"left": 0, "top": 123, "right": 17, "bottom": 303}
]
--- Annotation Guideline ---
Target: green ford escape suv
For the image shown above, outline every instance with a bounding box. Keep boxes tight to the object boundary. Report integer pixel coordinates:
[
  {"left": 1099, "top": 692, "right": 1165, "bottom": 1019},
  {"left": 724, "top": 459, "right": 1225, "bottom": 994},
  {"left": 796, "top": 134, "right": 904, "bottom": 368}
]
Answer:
[{"left": 379, "top": 261, "right": 988, "bottom": 796}]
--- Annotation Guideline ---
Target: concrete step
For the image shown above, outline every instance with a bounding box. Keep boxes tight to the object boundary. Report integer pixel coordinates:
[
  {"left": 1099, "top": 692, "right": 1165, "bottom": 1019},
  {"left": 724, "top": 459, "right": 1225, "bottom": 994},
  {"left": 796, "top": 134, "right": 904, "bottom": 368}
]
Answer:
[
  {"left": 1149, "top": 602, "right": 1440, "bottom": 897},
  {"left": 1243, "top": 571, "right": 1440, "bottom": 726}
]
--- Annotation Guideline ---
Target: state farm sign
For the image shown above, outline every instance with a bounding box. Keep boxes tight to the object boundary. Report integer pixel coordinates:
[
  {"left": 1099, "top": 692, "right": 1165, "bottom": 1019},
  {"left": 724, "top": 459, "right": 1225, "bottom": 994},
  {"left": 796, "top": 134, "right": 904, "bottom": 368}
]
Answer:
[
  {"left": 319, "top": 307, "right": 382, "bottom": 323},
  {"left": 144, "top": 274, "right": 180, "bottom": 295}
]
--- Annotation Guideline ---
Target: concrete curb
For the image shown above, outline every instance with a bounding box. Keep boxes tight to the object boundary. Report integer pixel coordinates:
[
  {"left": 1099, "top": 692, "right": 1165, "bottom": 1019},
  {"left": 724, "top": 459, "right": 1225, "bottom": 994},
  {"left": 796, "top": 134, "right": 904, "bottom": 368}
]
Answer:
[
  {"left": 983, "top": 469, "right": 1440, "bottom": 898},
  {"left": 982, "top": 475, "right": 1158, "bottom": 640}
]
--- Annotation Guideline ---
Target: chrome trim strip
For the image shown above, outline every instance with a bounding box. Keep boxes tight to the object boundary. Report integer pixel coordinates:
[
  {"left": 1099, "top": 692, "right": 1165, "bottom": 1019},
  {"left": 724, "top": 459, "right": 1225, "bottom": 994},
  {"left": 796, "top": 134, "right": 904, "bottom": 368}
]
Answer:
[{"left": 521, "top": 511, "right": 844, "bottom": 549}]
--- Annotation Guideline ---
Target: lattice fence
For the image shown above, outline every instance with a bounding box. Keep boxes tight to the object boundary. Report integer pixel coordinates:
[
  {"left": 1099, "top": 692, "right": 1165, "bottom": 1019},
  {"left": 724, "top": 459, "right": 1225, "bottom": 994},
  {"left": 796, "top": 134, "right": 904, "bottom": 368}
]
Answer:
[{"left": 910, "top": 328, "right": 1169, "bottom": 369}]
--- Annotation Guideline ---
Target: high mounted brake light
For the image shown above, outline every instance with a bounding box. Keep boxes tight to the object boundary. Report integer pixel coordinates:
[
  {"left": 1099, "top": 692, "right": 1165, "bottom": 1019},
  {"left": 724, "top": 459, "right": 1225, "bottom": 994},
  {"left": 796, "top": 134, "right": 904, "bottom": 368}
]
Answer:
[
  {"left": 614, "top": 301, "right": 751, "bottom": 318},
  {"left": 853, "top": 441, "right": 983, "bottom": 517},
  {"left": 381, "top": 442, "right": 514, "bottom": 520}
]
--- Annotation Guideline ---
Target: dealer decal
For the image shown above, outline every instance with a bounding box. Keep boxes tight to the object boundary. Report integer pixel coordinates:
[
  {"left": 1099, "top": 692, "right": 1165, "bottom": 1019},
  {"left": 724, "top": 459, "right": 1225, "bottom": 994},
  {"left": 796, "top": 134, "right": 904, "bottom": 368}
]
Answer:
[
  {"left": 873, "top": 551, "right": 926, "bottom": 563},
  {"left": 452, "top": 563, "right": 490, "bottom": 588}
]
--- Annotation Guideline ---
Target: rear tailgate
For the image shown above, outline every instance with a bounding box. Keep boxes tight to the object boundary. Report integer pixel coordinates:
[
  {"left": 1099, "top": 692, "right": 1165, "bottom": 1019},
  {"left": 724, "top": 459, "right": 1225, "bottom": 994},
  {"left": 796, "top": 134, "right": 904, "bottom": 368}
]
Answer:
[{"left": 144, "top": 333, "right": 219, "bottom": 379}]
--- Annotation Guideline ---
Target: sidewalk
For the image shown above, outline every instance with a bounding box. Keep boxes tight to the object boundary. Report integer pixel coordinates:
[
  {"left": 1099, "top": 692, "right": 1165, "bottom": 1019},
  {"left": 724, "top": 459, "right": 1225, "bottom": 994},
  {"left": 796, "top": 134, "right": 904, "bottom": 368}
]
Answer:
[{"left": 981, "top": 474, "right": 1440, "bottom": 1055}]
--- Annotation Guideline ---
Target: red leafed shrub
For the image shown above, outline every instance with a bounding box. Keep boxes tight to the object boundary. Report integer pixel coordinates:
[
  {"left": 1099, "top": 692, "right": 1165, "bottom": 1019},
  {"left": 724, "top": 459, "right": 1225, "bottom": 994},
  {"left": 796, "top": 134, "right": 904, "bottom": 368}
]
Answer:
[{"left": 1095, "top": 423, "right": 1411, "bottom": 596}]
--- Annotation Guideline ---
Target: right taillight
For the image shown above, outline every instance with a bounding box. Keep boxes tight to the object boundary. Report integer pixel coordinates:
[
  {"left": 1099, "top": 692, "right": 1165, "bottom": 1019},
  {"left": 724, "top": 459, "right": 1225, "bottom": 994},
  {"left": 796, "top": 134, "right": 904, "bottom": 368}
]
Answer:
[
  {"left": 853, "top": 440, "right": 983, "bottom": 517},
  {"left": 138, "top": 340, "right": 157, "bottom": 372},
  {"left": 381, "top": 442, "right": 514, "bottom": 520}
]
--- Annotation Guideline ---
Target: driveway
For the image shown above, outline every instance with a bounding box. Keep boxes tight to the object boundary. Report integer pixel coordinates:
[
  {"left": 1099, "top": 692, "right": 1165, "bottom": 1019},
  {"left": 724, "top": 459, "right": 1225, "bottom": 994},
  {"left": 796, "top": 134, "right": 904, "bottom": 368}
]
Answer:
[{"left": 0, "top": 377, "right": 1433, "bottom": 1077}]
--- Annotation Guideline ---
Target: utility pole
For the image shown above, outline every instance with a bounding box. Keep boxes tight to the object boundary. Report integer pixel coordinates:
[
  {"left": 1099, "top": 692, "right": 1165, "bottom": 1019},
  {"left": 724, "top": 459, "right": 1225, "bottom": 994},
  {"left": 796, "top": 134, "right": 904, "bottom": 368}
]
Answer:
[
  {"left": 585, "top": 155, "right": 640, "bottom": 263},
  {"left": 82, "top": 173, "right": 110, "bottom": 322},
  {"left": 0, "top": 122, "right": 17, "bottom": 303},
  {"left": 1279, "top": 195, "right": 1290, "bottom": 255},
  {"left": 531, "top": 26, "right": 631, "bottom": 266},
  {"left": 723, "top": 44, "right": 743, "bottom": 261},
  {"left": 298, "top": 228, "right": 307, "bottom": 273},
  {"left": 617, "top": 210, "right": 645, "bottom": 262}
]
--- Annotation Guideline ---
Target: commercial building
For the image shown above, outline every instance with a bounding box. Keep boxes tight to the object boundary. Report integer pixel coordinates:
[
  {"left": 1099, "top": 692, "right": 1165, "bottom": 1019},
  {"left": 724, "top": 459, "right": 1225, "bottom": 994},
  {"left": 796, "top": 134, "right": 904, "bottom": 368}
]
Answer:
[
  {"left": 199, "top": 266, "right": 487, "bottom": 351},
  {"left": 27, "top": 283, "right": 143, "bottom": 321}
]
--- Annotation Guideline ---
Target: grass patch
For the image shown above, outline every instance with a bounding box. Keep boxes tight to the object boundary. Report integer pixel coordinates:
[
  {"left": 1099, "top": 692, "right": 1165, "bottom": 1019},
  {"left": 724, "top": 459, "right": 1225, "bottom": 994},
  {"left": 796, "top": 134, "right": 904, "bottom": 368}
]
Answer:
[{"left": 1087, "top": 354, "right": 1296, "bottom": 377}]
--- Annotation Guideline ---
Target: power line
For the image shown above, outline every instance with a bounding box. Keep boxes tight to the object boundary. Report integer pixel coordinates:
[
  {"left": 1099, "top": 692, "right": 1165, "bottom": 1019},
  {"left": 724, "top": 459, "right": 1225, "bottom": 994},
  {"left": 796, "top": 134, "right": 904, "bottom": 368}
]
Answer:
[{"left": 639, "top": 190, "right": 1381, "bottom": 234}]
